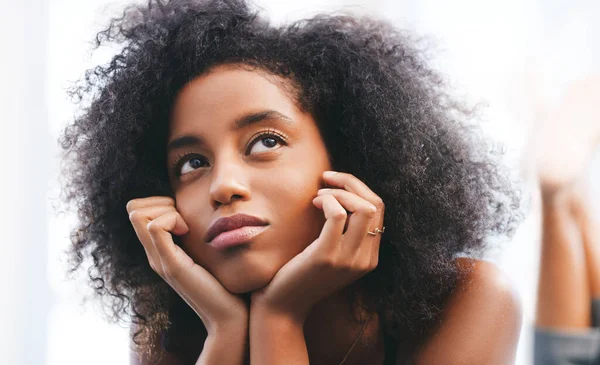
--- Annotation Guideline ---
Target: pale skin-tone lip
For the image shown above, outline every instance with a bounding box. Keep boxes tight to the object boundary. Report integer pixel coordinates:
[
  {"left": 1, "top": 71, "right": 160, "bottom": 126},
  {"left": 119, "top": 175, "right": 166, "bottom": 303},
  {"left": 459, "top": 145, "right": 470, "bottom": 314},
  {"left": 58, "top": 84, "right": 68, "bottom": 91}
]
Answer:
[
  {"left": 208, "top": 225, "right": 270, "bottom": 251},
  {"left": 203, "top": 213, "right": 269, "bottom": 243}
]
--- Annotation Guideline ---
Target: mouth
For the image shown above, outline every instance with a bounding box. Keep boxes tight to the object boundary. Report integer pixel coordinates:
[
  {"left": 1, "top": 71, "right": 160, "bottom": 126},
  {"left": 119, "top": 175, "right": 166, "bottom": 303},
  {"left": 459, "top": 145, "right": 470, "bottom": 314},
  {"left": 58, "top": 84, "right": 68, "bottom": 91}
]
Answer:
[
  {"left": 208, "top": 225, "right": 270, "bottom": 250},
  {"left": 205, "top": 213, "right": 269, "bottom": 250}
]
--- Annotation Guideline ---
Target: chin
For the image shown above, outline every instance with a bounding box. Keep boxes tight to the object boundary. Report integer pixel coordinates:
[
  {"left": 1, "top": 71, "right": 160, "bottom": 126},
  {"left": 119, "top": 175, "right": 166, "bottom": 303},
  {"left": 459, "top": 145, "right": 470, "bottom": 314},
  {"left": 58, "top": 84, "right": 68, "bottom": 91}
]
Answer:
[
  {"left": 217, "top": 264, "right": 279, "bottom": 294},
  {"left": 222, "top": 274, "right": 272, "bottom": 294}
]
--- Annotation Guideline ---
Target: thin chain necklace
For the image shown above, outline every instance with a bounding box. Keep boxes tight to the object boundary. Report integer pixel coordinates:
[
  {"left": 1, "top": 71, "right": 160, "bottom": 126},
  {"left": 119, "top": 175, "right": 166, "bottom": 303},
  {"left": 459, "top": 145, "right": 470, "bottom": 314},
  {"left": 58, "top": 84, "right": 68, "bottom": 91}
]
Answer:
[{"left": 338, "top": 312, "right": 373, "bottom": 365}]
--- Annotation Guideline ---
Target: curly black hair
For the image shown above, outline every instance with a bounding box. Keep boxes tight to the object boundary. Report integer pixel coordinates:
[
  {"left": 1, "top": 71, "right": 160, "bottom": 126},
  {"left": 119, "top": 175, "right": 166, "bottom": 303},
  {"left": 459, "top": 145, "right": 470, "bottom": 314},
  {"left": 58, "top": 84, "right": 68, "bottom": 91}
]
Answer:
[{"left": 58, "top": 0, "right": 523, "bottom": 362}]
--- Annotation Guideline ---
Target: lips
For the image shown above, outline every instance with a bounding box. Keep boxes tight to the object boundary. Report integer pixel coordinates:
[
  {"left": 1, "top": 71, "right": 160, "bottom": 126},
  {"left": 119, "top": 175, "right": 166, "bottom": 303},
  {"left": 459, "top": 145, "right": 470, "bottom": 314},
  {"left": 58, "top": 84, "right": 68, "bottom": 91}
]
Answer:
[{"left": 204, "top": 213, "right": 269, "bottom": 243}]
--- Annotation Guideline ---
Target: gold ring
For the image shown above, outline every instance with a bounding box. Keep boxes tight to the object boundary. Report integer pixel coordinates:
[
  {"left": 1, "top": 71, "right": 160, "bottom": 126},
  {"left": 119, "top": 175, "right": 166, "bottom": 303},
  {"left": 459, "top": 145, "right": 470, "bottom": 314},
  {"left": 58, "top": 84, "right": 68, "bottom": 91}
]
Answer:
[{"left": 367, "top": 227, "right": 385, "bottom": 236}]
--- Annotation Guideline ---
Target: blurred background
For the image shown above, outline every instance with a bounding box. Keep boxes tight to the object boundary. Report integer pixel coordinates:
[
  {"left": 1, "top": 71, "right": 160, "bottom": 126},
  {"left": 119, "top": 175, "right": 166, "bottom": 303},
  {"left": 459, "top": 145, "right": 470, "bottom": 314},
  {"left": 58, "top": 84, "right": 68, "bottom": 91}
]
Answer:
[{"left": 1, "top": 0, "right": 598, "bottom": 364}]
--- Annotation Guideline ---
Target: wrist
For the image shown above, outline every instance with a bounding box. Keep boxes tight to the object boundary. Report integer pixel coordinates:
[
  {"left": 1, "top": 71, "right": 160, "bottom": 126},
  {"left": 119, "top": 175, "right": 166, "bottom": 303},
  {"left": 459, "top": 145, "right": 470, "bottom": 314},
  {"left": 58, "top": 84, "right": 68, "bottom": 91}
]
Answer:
[
  {"left": 250, "top": 293, "right": 309, "bottom": 326},
  {"left": 198, "top": 326, "right": 248, "bottom": 365},
  {"left": 206, "top": 311, "right": 249, "bottom": 337},
  {"left": 249, "top": 301, "right": 309, "bottom": 364}
]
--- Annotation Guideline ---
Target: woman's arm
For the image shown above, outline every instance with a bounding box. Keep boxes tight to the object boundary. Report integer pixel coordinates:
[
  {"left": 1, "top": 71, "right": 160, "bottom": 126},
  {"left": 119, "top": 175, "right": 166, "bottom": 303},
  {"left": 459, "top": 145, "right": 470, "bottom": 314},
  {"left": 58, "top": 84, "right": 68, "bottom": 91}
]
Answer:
[
  {"left": 411, "top": 258, "right": 522, "bottom": 365},
  {"left": 129, "top": 321, "right": 248, "bottom": 365},
  {"left": 249, "top": 304, "right": 309, "bottom": 365},
  {"left": 196, "top": 321, "right": 249, "bottom": 365},
  {"left": 126, "top": 197, "right": 250, "bottom": 365}
]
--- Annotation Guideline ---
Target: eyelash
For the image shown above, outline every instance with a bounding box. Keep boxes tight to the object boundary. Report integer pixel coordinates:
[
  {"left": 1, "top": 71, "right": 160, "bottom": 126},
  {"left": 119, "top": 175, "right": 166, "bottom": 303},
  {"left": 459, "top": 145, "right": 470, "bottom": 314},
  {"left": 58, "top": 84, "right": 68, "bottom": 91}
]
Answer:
[{"left": 171, "top": 129, "right": 289, "bottom": 177}]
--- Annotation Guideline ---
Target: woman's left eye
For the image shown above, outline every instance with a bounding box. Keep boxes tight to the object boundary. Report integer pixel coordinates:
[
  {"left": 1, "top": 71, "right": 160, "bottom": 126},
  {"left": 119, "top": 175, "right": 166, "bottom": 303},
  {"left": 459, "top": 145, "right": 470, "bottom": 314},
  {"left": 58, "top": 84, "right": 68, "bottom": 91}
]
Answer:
[{"left": 248, "top": 133, "right": 286, "bottom": 154}]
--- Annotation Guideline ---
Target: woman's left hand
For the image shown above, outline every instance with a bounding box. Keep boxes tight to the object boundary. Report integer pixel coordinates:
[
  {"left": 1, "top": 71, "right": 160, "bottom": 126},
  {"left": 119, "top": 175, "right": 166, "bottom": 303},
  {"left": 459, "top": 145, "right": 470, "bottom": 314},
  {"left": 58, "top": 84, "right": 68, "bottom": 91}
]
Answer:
[{"left": 250, "top": 171, "right": 385, "bottom": 323}]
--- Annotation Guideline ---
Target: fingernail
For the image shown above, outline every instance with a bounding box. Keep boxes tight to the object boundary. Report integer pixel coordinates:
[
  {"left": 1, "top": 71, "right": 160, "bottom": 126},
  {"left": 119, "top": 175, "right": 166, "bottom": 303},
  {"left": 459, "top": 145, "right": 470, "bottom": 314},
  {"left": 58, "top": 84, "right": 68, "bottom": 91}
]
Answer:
[{"left": 323, "top": 171, "right": 337, "bottom": 178}]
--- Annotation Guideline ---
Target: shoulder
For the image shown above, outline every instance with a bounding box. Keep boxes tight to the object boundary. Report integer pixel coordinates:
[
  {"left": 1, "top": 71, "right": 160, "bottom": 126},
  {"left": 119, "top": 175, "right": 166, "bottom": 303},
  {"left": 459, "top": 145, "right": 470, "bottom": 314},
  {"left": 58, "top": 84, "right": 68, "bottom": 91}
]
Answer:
[
  {"left": 408, "top": 258, "right": 522, "bottom": 365},
  {"left": 450, "top": 258, "right": 522, "bottom": 328},
  {"left": 453, "top": 257, "right": 521, "bottom": 304}
]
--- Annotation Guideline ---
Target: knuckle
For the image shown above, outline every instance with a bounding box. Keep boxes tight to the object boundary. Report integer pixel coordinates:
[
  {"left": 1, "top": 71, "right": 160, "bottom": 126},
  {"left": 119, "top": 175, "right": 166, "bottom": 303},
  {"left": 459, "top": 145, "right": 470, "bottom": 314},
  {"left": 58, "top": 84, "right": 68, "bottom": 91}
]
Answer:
[
  {"left": 341, "top": 260, "right": 356, "bottom": 270},
  {"left": 362, "top": 204, "right": 378, "bottom": 218},
  {"left": 354, "top": 259, "right": 370, "bottom": 272},
  {"left": 315, "top": 256, "right": 337, "bottom": 269},
  {"left": 128, "top": 210, "right": 141, "bottom": 222},
  {"left": 146, "top": 220, "right": 162, "bottom": 234},
  {"left": 353, "top": 255, "right": 377, "bottom": 272},
  {"left": 331, "top": 209, "right": 347, "bottom": 221},
  {"left": 364, "top": 259, "right": 377, "bottom": 271},
  {"left": 373, "top": 197, "right": 385, "bottom": 211},
  {"left": 126, "top": 200, "right": 134, "bottom": 213}
]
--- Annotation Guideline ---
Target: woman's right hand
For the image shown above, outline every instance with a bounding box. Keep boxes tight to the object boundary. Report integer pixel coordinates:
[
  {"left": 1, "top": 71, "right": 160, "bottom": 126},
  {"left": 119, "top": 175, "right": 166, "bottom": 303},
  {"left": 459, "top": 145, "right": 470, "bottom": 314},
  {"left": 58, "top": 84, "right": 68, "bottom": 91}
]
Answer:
[{"left": 126, "top": 196, "right": 248, "bottom": 334}]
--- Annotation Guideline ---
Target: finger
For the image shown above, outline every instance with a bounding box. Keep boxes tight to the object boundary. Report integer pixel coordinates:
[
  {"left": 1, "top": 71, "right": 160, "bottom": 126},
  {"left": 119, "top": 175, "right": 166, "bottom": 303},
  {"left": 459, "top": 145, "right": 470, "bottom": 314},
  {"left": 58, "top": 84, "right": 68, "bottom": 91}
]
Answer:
[
  {"left": 128, "top": 205, "right": 185, "bottom": 264},
  {"left": 146, "top": 210, "right": 191, "bottom": 279},
  {"left": 146, "top": 210, "right": 190, "bottom": 259},
  {"left": 128, "top": 205, "right": 177, "bottom": 224},
  {"left": 322, "top": 171, "right": 384, "bottom": 211},
  {"left": 129, "top": 205, "right": 188, "bottom": 236},
  {"left": 317, "top": 188, "right": 377, "bottom": 250},
  {"left": 365, "top": 228, "right": 382, "bottom": 275},
  {"left": 322, "top": 171, "right": 385, "bottom": 247},
  {"left": 312, "top": 194, "right": 347, "bottom": 256},
  {"left": 129, "top": 207, "right": 173, "bottom": 259},
  {"left": 129, "top": 209, "right": 175, "bottom": 276},
  {"left": 317, "top": 189, "right": 381, "bottom": 274},
  {"left": 126, "top": 196, "right": 175, "bottom": 214}
]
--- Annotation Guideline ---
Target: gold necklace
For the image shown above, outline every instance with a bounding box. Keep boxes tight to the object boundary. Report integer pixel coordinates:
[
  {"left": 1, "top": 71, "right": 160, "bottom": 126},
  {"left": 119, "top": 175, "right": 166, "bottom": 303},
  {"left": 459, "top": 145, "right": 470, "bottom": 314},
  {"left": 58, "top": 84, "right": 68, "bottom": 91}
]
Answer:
[{"left": 338, "top": 312, "right": 372, "bottom": 365}]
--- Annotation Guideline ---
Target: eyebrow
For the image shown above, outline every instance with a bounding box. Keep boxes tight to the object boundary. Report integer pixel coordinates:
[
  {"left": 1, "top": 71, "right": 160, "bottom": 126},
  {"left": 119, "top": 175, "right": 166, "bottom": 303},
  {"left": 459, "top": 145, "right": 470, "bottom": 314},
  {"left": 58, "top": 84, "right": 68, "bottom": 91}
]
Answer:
[{"left": 167, "top": 110, "right": 294, "bottom": 154}]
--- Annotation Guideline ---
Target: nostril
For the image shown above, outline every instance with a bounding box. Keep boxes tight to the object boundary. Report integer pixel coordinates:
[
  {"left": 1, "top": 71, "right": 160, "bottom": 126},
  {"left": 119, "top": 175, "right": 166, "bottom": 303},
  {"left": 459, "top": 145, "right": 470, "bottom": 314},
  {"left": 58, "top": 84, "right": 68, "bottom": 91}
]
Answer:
[{"left": 212, "top": 194, "right": 243, "bottom": 208}]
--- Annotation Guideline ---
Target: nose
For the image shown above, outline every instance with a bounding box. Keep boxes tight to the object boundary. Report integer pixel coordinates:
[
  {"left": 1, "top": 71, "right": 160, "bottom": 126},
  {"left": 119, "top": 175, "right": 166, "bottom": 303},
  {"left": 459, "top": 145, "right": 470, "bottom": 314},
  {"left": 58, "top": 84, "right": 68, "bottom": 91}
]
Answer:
[{"left": 208, "top": 157, "right": 251, "bottom": 209}]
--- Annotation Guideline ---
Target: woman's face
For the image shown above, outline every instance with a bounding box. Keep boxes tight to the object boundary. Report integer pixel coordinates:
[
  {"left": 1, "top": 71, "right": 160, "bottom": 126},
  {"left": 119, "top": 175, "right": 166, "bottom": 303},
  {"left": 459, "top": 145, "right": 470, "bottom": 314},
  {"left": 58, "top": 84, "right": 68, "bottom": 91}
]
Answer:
[{"left": 167, "top": 64, "right": 332, "bottom": 294}]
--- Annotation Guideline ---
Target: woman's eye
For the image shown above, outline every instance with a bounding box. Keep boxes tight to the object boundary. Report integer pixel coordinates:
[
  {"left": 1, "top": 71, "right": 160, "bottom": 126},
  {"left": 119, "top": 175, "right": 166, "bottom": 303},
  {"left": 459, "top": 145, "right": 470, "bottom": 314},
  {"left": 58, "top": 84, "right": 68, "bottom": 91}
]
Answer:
[
  {"left": 179, "top": 156, "right": 208, "bottom": 175},
  {"left": 249, "top": 135, "right": 283, "bottom": 154},
  {"left": 175, "top": 133, "right": 285, "bottom": 177}
]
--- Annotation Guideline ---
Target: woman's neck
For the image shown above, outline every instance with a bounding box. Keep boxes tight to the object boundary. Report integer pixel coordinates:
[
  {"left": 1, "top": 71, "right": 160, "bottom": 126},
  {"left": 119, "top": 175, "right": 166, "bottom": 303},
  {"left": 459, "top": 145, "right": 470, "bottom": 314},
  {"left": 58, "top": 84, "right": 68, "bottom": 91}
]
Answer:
[{"left": 302, "top": 286, "right": 385, "bottom": 365}]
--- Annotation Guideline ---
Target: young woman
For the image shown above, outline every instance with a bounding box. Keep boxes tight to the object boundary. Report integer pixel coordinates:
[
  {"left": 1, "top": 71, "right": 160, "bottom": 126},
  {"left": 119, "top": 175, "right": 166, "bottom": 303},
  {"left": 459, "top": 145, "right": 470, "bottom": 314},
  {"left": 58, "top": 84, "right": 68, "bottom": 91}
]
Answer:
[{"left": 58, "top": 0, "right": 524, "bottom": 363}]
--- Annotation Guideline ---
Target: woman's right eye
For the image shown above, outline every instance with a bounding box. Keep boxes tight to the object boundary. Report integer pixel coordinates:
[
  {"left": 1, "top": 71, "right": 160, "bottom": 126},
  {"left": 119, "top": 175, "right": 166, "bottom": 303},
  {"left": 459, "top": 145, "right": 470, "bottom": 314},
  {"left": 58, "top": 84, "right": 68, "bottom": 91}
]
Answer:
[{"left": 175, "top": 155, "right": 209, "bottom": 176}]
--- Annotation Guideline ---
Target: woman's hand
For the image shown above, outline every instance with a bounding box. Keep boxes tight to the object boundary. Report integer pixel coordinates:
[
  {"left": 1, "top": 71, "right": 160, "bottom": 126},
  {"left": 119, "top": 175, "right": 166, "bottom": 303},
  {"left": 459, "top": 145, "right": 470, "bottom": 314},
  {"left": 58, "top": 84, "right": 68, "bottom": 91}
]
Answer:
[
  {"left": 250, "top": 171, "right": 385, "bottom": 322},
  {"left": 126, "top": 196, "right": 248, "bottom": 334}
]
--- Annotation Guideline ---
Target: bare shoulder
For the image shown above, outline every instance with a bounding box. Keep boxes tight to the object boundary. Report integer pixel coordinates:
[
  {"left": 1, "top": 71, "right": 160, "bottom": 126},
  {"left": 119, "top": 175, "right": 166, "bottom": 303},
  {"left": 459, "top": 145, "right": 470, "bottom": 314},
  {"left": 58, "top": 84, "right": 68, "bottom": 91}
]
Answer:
[
  {"left": 454, "top": 257, "right": 521, "bottom": 300},
  {"left": 408, "top": 258, "right": 523, "bottom": 365}
]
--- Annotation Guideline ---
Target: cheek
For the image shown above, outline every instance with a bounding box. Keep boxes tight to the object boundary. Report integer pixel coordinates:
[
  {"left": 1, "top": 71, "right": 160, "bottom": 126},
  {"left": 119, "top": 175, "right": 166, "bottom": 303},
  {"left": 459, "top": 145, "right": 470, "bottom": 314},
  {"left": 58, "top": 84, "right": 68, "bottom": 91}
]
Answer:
[
  {"left": 266, "top": 162, "right": 328, "bottom": 246},
  {"left": 173, "top": 189, "right": 198, "bottom": 223},
  {"left": 173, "top": 188, "right": 211, "bottom": 253}
]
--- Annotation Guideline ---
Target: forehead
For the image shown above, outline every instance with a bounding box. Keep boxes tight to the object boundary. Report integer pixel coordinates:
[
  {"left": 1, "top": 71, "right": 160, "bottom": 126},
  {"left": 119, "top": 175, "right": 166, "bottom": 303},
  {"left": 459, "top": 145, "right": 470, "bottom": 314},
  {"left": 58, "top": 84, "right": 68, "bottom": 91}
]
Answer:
[{"left": 169, "top": 65, "right": 299, "bottom": 134}]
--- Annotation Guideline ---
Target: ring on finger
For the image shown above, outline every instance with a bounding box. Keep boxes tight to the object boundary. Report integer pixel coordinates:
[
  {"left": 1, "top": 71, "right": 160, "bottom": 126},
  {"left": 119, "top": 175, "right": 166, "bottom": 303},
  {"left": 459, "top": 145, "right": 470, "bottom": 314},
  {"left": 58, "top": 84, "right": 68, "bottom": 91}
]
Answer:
[{"left": 367, "top": 227, "right": 385, "bottom": 236}]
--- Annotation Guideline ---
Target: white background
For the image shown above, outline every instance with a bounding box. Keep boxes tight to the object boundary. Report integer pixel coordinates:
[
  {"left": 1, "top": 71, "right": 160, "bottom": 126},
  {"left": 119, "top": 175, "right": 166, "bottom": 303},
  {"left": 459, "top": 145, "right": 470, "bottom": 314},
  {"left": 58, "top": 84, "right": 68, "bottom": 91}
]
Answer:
[{"left": 1, "top": 0, "right": 598, "bottom": 364}]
